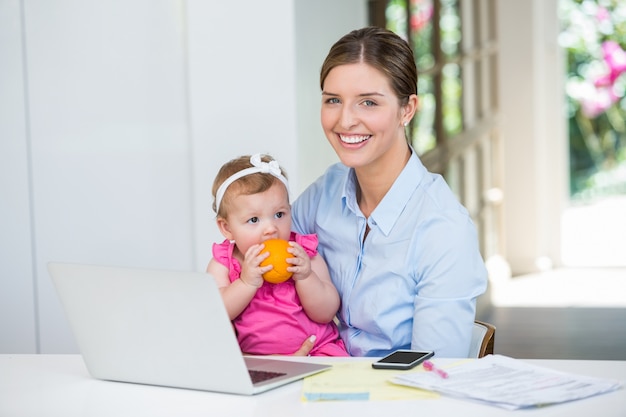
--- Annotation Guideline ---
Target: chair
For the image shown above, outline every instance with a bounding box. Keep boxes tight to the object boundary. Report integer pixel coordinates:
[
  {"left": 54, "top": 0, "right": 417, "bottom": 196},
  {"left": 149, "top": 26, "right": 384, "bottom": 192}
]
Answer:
[{"left": 469, "top": 320, "right": 496, "bottom": 358}]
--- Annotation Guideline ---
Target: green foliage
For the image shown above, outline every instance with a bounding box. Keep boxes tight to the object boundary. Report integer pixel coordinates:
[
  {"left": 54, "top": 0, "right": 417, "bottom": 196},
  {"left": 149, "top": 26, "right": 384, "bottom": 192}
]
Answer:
[{"left": 560, "top": 0, "right": 626, "bottom": 199}]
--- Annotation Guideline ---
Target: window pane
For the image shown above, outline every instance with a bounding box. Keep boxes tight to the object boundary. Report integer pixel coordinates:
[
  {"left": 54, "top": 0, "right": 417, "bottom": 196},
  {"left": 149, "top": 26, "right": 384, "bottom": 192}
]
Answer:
[
  {"left": 386, "top": 0, "right": 408, "bottom": 39},
  {"left": 442, "top": 63, "right": 463, "bottom": 135},
  {"left": 412, "top": 75, "right": 437, "bottom": 154},
  {"left": 446, "top": 157, "right": 462, "bottom": 199},
  {"left": 440, "top": 0, "right": 461, "bottom": 58},
  {"left": 410, "top": 0, "right": 435, "bottom": 71}
]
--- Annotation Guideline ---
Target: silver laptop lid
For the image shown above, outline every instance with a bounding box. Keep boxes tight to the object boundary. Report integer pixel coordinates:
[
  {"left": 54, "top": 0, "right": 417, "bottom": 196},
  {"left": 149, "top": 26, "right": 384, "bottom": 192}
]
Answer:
[{"left": 48, "top": 262, "right": 329, "bottom": 395}]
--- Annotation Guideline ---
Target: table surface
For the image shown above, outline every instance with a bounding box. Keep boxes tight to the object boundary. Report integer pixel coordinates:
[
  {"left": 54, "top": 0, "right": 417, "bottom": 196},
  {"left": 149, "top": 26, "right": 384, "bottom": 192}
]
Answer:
[{"left": 1, "top": 355, "right": 624, "bottom": 417}]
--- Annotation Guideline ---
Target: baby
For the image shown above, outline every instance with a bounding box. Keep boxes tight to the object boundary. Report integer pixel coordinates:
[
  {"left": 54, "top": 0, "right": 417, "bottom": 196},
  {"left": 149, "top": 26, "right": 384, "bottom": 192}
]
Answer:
[{"left": 206, "top": 154, "right": 347, "bottom": 356}]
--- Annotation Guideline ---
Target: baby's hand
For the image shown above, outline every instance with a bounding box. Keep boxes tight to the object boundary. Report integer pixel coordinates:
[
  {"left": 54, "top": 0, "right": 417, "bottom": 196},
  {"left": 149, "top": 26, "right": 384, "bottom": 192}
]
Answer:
[
  {"left": 286, "top": 242, "right": 312, "bottom": 281},
  {"left": 239, "top": 243, "right": 271, "bottom": 288}
]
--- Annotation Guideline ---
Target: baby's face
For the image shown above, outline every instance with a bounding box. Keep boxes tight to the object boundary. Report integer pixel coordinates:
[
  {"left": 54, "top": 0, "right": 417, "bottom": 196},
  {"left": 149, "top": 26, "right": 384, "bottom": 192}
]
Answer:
[{"left": 223, "top": 182, "right": 292, "bottom": 254}]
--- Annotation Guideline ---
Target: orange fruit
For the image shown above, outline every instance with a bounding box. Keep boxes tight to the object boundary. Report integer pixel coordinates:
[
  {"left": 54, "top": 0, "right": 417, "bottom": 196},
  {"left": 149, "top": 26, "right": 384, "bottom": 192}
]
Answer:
[{"left": 259, "top": 238, "right": 293, "bottom": 284}]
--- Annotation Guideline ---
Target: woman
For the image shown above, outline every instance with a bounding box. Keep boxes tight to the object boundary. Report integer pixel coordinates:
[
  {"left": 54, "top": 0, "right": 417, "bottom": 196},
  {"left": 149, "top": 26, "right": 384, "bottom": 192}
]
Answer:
[{"left": 292, "top": 27, "right": 488, "bottom": 357}]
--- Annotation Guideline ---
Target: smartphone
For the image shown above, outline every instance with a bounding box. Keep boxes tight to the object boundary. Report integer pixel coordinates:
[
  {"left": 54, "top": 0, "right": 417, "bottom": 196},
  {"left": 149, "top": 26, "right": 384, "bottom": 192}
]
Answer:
[{"left": 371, "top": 349, "right": 434, "bottom": 370}]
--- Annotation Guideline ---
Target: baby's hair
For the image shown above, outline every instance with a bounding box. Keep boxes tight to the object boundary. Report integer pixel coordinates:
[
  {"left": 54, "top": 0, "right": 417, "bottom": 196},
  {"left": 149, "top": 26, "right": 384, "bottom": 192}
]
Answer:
[{"left": 212, "top": 154, "right": 288, "bottom": 218}]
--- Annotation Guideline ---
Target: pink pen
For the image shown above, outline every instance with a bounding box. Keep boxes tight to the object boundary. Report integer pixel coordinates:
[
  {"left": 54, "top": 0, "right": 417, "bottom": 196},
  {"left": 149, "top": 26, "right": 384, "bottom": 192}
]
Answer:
[{"left": 423, "top": 360, "right": 449, "bottom": 379}]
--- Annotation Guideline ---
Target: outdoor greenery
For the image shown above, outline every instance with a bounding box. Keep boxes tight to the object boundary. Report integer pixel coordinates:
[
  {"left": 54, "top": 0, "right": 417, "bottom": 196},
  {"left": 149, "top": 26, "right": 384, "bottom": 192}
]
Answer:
[
  {"left": 387, "top": 0, "right": 626, "bottom": 201},
  {"left": 560, "top": 0, "right": 626, "bottom": 200},
  {"left": 385, "top": 0, "right": 462, "bottom": 155}
]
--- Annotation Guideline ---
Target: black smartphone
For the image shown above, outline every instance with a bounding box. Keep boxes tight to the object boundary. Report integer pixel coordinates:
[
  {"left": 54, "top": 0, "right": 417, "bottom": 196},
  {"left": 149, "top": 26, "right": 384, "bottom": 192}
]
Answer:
[{"left": 371, "top": 349, "right": 434, "bottom": 370}]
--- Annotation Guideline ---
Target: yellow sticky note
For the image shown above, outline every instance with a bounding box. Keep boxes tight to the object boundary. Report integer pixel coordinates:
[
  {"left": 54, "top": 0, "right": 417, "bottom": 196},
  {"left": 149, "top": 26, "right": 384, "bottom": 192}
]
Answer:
[{"left": 301, "top": 361, "right": 439, "bottom": 401}]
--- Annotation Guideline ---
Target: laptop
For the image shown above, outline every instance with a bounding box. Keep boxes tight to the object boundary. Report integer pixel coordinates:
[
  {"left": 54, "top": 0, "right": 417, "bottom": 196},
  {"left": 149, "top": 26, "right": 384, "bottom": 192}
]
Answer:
[{"left": 47, "top": 262, "right": 331, "bottom": 395}]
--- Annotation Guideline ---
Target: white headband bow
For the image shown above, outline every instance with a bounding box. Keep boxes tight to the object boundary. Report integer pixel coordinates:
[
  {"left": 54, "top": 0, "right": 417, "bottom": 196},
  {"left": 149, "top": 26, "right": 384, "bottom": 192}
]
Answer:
[{"left": 214, "top": 154, "right": 290, "bottom": 214}]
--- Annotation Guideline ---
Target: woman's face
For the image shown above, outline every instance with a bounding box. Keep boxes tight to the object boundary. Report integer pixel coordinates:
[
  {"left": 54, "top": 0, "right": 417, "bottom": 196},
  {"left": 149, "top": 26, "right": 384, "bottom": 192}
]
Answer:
[{"left": 321, "top": 62, "right": 409, "bottom": 169}]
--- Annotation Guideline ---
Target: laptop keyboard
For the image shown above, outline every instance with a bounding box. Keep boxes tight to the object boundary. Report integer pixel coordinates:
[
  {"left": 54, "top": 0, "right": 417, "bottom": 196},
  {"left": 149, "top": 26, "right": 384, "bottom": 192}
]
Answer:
[{"left": 249, "top": 369, "right": 287, "bottom": 384}]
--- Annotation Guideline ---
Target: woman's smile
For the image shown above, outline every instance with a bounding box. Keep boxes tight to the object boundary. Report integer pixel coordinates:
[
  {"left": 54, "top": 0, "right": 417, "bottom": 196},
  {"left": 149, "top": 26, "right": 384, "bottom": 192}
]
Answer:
[{"left": 339, "top": 134, "right": 371, "bottom": 144}]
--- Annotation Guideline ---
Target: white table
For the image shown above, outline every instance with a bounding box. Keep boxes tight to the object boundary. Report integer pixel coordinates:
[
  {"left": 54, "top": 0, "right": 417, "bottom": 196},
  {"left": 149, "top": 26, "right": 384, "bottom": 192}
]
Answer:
[{"left": 1, "top": 355, "right": 624, "bottom": 417}]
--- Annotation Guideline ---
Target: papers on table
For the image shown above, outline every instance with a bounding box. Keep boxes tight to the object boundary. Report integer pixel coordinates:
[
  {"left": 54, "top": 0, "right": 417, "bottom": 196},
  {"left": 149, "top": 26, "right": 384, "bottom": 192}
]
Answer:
[{"left": 390, "top": 355, "right": 623, "bottom": 410}]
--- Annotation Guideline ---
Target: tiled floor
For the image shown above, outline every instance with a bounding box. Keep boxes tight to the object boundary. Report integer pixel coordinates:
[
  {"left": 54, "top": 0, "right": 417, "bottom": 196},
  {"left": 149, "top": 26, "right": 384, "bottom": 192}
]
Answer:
[
  {"left": 479, "top": 268, "right": 626, "bottom": 360},
  {"left": 485, "top": 305, "right": 626, "bottom": 360},
  {"left": 477, "top": 195, "right": 626, "bottom": 360}
]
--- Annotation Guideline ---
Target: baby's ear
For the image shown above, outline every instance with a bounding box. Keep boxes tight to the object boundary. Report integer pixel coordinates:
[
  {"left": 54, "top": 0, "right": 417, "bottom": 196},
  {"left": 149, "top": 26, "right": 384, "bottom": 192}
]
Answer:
[{"left": 216, "top": 218, "right": 234, "bottom": 240}]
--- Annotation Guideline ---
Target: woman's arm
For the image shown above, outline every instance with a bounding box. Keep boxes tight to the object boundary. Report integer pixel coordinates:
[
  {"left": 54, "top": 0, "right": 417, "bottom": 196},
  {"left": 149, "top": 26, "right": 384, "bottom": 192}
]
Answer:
[{"left": 410, "top": 216, "right": 488, "bottom": 357}]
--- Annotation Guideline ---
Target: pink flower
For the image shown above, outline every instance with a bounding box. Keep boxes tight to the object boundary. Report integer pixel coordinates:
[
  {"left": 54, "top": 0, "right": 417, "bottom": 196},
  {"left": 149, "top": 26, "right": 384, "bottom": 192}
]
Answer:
[
  {"left": 593, "top": 73, "right": 611, "bottom": 88},
  {"left": 602, "top": 41, "right": 626, "bottom": 84},
  {"left": 596, "top": 7, "right": 610, "bottom": 23},
  {"left": 410, "top": 0, "right": 433, "bottom": 32},
  {"left": 580, "top": 86, "right": 619, "bottom": 119}
]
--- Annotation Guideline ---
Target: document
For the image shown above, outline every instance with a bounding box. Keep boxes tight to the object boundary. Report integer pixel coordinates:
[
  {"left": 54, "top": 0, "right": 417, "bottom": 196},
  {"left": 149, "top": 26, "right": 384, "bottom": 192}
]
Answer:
[{"left": 390, "top": 355, "right": 623, "bottom": 410}]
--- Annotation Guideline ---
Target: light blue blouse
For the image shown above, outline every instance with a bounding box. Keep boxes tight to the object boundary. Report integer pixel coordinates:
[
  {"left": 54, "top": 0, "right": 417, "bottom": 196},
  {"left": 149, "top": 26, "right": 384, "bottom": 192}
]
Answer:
[{"left": 292, "top": 149, "right": 488, "bottom": 357}]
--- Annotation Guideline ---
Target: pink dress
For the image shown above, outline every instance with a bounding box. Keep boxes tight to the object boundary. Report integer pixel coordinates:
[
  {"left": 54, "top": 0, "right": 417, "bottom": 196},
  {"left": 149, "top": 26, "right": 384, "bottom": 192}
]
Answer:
[{"left": 212, "top": 232, "right": 348, "bottom": 356}]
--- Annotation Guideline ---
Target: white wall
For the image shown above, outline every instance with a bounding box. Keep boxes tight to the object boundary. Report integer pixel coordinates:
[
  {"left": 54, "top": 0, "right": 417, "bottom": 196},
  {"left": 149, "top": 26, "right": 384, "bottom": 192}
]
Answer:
[
  {"left": 187, "top": 0, "right": 302, "bottom": 273},
  {"left": 188, "top": 0, "right": 365, "bottom": 270},
  {"left": 0, "top": 0, "right": 366, "bottom": 353},
  {"left": 294, "top": 1, "right": 366, "bottom": 187},
  {"left": 498, "top": 0, "right": 568, "bottom": 275},
  {"left": 0, "top": 0, "right": 38, "bottom": 353}
]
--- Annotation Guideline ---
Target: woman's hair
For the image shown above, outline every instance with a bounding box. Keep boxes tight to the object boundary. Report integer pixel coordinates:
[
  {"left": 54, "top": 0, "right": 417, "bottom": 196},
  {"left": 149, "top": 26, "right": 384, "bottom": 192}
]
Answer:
[
  {"left": 211, "top": 154, "right": 288, "bottom": 218},
  {"left": 320, "top": 26, "right": 417, "bottom": 105}
]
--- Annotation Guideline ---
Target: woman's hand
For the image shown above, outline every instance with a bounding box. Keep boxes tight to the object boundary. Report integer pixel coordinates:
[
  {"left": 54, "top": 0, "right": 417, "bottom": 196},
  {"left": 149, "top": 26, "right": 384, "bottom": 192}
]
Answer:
[{"left": 291, "top": 335, "right": 316, "bottom": 356}]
